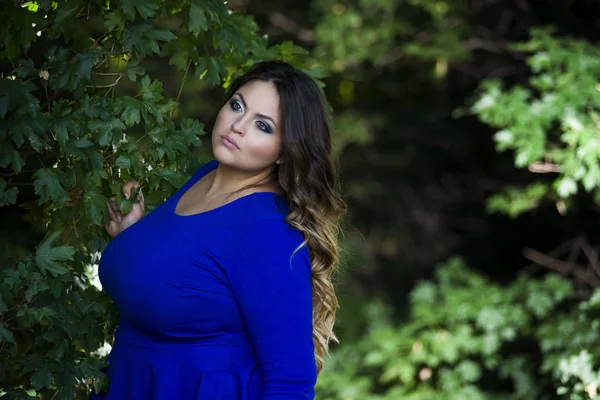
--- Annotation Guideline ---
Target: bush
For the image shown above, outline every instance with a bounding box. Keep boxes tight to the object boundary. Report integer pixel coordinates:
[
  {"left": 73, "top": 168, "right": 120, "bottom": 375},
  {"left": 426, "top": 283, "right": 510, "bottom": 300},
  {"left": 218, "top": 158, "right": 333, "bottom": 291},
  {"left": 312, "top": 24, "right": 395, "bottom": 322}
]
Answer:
[
  {"left": 0, "top": 1, "right": 314, "bottom": 398},
  {"left": 317, "top": 28, "right": 600, "bottom": 400},
  {"left": 317, "top": 257, "right": 600, "bottom": 399}
]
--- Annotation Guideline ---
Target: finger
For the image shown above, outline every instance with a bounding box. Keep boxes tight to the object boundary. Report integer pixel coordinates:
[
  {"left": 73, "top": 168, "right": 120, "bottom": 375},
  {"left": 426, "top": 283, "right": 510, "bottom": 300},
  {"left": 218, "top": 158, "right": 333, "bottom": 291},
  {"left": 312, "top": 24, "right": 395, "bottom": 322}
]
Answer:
[
  {"left": 107, "top": 199, "right": 117, "bottom": 222},
  {"left": 109, "top": 197, "right": 122, "bottom": 223},
  {"left": 105, "top": 220, "right": 117, "bottom": 238},
  {"left": 138, "top": 188, "right": 145, "bottom": 213},
  {"left": 132, "top": 202, "right": 144, "bottom": 219},
  {"left": 122, "top": 202, "right": 143, "bottom": 226},
  {"left": 122, "top": 180, "right": 140, "bottom": 200}
]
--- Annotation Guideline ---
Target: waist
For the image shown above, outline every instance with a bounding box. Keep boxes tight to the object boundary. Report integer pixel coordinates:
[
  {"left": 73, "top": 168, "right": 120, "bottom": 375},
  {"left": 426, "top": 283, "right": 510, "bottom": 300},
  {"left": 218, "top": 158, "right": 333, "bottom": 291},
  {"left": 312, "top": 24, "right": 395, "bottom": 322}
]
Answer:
[{"left": 112, "top": 321, "right": 257, "bottom": 371}]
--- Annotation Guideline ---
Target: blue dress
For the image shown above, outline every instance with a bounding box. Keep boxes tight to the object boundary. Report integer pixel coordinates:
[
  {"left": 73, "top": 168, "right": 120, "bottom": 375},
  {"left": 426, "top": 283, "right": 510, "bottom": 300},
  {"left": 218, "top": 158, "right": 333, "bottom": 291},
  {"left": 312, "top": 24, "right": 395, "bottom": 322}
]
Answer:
[{"left": 95, "top": 160, "right": 317, "bottom": 400}]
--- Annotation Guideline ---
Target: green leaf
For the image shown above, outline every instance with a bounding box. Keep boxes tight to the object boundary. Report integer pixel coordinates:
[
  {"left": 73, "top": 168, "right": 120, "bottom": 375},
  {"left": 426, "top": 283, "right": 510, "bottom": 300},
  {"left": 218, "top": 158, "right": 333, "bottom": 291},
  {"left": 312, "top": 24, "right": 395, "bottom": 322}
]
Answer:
[
  {"left": 0, "top": 178, "right": 18, "bottom": 206},
  {"left": 189, "top": 2, "right": 208, "bottom": 36},
  {"left": 84, "top": 187, "right": 108, "bottom": 227},
  {"left": 35, "top": 231, "right": 75, "bottom": 277},
  {"left": 53, "top": 0, "right": 79, "bottom": 27},
  {"left": 119, "top": 0, "right": 159, "bottom": 20},
  {"left": 197, "top": 57, "right": 226, "bottom": 86},
  {"left": 75, "top": 52, "right": 97, "bottom": 80},
  {"left": 30, "top": 364, "right": 53, "bottom": 389},
  {"left": 105, "top": 10, "right": 126, "bottom": 31},
  {"left": 33, "top": 168, "right": 69, "bottom": 205},
  {"left": 140, "top": 75, "right": 164, "bottom": 102},
  {"left": 0, "top": 322, "right": 16, "bottom": 344},
  {"left": 91, "top": 122, "right": 112, "bottom": 147},
  {"left": 527, "top": 291, "right": 555, "bottom": 318},
  {"left": 81, "top": 94, "right": 108, "bottom": 119},
  {"left": 25, "top": 273, "right": 50, "bottom": 301},
  {"left": 121, "top": 98, "right": 141, "bottom": 127},
  {"left": 115, "top": 154, "right": 131, "bottom": 169},
  {"left": 90, "top": 118, "right": 126, "bottom": 146},
  {"left": 556, "top": 177, "right": 577, "bottom": 198},
  {"left": 126, "top": 65, "right": 145, "bottom": 82},
  {"left": 79, "top": 356, "right": 108, "bottom": 378},
  {"left": 53, "top": 117, "right": 79, "bottom": 147},
  {"left": 179, "top": 118, "right": 205, "bottom": 142},
  {"left": 118, "top": 185, "right": 141, "bottom": 214},
  {"left": 75, "top": 137, "right": 94, "bottom": 148},
  {"left": 145, "top": 29, "right": 177, "bottom": 42}
]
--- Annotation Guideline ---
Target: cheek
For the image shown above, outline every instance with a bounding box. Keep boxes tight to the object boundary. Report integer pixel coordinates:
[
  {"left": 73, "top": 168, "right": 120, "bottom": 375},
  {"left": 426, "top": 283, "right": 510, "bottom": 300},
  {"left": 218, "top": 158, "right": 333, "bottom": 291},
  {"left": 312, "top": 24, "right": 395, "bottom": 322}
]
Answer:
[
  {"left": 212, "top": 109, "right": 228, "bottom": 134},
  {"left": 246, "top": 135, "right": 281, "bottom": 161}
]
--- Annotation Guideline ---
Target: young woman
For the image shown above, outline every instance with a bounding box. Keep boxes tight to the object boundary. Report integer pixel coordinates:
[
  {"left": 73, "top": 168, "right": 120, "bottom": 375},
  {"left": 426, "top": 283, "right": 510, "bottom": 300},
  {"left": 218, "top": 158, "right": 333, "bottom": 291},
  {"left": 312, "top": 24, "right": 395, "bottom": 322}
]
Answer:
[{"left": 95, "top": 61, "right": 346, "bottom": 399}]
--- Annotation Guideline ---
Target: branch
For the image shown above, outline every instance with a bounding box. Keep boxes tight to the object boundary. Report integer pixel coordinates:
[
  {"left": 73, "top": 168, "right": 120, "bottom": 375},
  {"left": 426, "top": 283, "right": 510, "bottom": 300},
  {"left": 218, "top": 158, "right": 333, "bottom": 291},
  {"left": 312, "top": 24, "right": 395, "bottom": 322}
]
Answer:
[
  {"left": 523, "top": 247, "right": 600, "bottom": 288},
  {"left": 528, "top": 162, "right": 561, "bottom": 173},
  {"left": 87, "top": 75, "right": 123, "bottom": 88},
  {"left": 579, "top": 237, "right": 600, "bottom": 279},
  {"left": 172, "top": 59, "right": 192, "bottom": 118}
]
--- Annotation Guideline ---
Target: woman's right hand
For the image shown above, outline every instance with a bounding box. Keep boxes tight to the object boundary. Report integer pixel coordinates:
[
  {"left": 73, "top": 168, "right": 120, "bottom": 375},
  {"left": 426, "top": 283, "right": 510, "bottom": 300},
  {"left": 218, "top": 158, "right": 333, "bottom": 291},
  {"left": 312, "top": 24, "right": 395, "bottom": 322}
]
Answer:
[{"left": 105, "top": 180, "right": 145, "bottom": 239}]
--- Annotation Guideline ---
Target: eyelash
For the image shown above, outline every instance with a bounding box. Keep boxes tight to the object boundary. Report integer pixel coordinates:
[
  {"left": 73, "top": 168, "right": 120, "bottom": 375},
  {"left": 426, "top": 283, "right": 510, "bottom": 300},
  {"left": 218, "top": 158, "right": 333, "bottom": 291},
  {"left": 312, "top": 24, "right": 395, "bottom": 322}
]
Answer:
[{"left": 229, "top": 99, "right": 273, "bottom": 134}]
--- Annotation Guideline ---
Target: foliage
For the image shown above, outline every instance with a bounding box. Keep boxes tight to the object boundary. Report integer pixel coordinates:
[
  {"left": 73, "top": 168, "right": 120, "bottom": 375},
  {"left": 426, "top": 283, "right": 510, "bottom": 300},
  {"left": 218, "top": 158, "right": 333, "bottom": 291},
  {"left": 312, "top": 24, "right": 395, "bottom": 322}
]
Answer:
[
  {"left": 471, "top": 28, "right": 600, "bottom": 217},
  {"left": 317, "top": 25, "right": 600, "bottom": 400},
  {"left": 317, "top": 257, "right": 600, "bottom": 399},
  {"left": 0, "top": 0, "right": 316, "bottom": 398},
  {"left": 313, "top": 0, "right": 470, "bottom": 73}
]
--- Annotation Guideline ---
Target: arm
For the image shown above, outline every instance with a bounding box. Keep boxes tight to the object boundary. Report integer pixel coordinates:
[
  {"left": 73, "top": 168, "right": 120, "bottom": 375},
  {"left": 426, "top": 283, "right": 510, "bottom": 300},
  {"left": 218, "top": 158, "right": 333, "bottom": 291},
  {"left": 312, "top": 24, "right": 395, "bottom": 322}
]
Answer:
[{"left": 231, "top": 220, "right": 317, "bottom": 400}]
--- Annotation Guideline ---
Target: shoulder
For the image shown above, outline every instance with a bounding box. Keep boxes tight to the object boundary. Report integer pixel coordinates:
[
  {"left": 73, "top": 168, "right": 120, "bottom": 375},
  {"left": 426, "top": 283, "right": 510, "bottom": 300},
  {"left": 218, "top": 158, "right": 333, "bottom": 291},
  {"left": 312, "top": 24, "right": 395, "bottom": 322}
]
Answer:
[
  {"left": 237, "top": 217, "right": 304, "bottom": 250},
  {"left": 233, "top": 218, "right": 309, "bottom": 268}
]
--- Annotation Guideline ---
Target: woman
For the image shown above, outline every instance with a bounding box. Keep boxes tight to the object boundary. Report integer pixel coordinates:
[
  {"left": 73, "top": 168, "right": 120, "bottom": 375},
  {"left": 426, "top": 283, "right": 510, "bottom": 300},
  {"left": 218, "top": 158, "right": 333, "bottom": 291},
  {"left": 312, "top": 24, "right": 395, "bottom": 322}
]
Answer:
[{"left": 96, "top": 60, "right": 346, "bottom": 399}]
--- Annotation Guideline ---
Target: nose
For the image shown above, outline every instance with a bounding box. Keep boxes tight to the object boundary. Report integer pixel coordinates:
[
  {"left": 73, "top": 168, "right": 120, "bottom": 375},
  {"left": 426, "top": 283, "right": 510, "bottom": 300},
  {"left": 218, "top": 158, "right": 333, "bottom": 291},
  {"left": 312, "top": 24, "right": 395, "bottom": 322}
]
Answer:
[{"left": 231, "top": 115, "right": 247, "bottom": 136}]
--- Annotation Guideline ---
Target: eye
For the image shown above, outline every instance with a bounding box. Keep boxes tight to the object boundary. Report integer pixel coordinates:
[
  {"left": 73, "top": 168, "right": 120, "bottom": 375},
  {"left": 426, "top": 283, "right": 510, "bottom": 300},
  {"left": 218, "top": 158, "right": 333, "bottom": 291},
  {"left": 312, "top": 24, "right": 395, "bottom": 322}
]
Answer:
[
  {"left": 256, "top": 120, "right": 272, "bottom": 133},
  {"left": 229, "top": 99, "right": 242, "bottom": 112}
]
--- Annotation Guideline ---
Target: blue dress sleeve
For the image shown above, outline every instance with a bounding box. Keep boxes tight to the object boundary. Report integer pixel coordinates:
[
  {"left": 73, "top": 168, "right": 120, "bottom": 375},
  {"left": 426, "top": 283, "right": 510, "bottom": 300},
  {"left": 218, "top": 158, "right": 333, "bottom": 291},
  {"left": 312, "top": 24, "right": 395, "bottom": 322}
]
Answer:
[{"left": 231, "top": 219, "right": 317, "bottom": 400}]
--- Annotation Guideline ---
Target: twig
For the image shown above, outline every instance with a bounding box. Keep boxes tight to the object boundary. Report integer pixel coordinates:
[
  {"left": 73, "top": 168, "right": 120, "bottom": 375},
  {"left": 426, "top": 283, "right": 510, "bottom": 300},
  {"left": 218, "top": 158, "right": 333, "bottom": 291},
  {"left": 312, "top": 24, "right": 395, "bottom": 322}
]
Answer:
[
  {"left": 33, "top": 150, "right": 46, "bottom": 170},
  {"left": 40, "top": 112, "right": 57, "bottom": 141},
  {"left": 72, "top": 214, "right": 79, "bottom": 240},
  {"left": 43, "top": 84, "right": 52, "bottom": 113},
  {"left": 87, "top": 75, "right": 123, "bottom": 89},
  {"left": 579, "top": 237, "right": 600, "bottom": 279},
  {"left": 528, "top": 162, "right": 561, "bottom": 173},
  {"left": 172, "top": 59, "right": 192, "bottom": 118},
  {"left": 523, "top": 247, "right": 600, "bottom": 288}
]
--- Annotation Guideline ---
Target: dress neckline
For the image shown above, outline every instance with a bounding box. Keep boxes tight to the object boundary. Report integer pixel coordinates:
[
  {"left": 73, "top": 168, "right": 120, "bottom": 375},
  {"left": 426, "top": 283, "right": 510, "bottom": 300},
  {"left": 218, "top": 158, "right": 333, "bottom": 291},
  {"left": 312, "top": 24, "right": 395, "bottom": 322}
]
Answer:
[{"left": 169, "top": 160, "right": 280, "bottom": 218}]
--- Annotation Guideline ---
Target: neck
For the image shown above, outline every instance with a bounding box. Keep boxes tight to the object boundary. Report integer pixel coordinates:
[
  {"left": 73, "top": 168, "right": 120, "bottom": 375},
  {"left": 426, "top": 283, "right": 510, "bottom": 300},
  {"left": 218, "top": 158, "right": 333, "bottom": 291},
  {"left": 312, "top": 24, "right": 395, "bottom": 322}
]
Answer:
[{"left": 205, "top": 163, "right": 277, "bottom": 197}]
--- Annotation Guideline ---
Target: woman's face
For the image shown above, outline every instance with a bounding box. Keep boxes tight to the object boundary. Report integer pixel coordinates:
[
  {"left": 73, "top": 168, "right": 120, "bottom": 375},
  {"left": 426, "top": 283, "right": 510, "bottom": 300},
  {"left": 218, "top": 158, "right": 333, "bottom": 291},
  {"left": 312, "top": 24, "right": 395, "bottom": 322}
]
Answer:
[{"left": 212, "top": 80, "right": 282, "bottom": 173}]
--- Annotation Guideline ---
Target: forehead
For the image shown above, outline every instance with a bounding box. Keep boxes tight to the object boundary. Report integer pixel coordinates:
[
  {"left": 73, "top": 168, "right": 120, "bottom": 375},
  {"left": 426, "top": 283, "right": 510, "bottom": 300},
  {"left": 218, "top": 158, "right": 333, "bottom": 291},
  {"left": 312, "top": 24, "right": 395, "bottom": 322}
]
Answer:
[{"left": 235, "top": 80, "right": 280, "bottom": 120}]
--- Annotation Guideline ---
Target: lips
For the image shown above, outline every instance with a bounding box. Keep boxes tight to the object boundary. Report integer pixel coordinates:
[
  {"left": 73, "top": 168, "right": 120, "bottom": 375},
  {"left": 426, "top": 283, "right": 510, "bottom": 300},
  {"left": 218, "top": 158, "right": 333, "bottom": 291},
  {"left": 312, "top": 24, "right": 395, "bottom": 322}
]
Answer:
[{"left": 221, "top": 136, "right": 240, "bottom": 150}]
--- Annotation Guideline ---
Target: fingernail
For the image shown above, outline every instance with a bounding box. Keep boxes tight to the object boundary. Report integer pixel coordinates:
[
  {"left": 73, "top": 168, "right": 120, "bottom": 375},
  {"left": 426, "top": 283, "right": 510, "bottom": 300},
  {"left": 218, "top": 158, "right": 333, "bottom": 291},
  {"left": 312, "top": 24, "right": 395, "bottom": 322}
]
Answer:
[{"left": 125, "top": 193, "right": 129, "bottom": 200}]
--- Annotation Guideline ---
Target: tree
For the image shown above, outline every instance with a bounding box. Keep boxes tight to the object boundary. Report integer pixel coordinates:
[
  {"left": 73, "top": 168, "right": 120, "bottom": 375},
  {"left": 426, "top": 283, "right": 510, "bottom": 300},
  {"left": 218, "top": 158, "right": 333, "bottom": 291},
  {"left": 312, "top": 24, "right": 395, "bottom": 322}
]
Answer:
[
  {"left": 0, "top": 1, "right": 315, "bottom": 398},
  {"left": 315, "top": 24, "right": 600, "bottom": 400}
]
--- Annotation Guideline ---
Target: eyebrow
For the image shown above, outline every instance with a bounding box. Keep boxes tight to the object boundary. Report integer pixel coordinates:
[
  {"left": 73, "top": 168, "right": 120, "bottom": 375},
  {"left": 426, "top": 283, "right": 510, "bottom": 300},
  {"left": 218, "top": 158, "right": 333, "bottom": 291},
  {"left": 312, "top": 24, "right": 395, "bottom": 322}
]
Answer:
[{"left": 235, "top": 92, "right": 278, "bottom": 130}]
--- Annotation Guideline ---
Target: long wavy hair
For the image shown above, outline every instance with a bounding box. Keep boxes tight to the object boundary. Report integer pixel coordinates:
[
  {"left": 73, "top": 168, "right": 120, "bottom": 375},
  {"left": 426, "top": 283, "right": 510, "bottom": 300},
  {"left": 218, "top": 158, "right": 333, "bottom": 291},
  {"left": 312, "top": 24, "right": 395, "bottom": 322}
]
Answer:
[{"left": 223, "top": 61, "right": 346, "bottom": 372}]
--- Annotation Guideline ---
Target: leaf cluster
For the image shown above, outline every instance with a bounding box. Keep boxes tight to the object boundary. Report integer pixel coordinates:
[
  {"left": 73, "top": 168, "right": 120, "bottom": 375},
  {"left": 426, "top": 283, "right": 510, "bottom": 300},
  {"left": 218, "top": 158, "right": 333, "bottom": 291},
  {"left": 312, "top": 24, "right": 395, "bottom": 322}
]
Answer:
[
  {"left": 471, "top": 28, "right": 600, "bottom": 217},
  {"left": 0, "top": 0, "right": 313, "bottom": 397},
  {"left": 317, "top": 258, "right": 600, "bottom": 400}
]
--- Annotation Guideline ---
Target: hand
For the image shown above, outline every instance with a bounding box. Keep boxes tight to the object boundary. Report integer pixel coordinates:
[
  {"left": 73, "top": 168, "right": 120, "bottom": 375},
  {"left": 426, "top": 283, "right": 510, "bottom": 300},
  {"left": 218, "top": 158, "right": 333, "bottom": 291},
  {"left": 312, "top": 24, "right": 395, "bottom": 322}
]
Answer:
[{"left": 105, "top": 180, "right": 145, "bottom": 238}]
